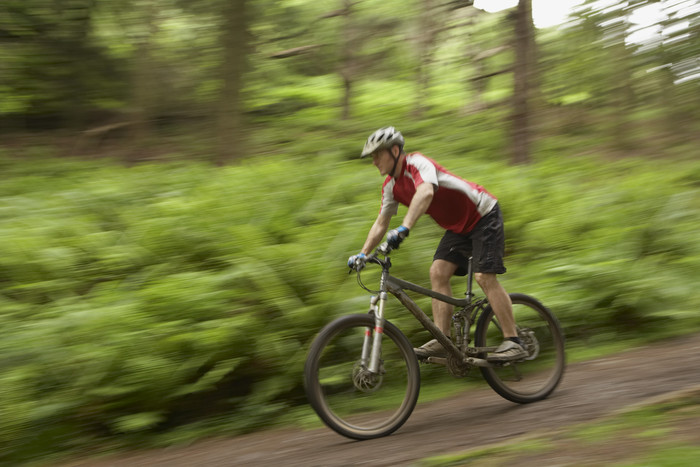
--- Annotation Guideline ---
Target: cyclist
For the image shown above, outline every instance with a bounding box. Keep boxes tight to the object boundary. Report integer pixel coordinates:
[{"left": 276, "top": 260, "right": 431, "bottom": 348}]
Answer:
[{"left": 348, "top": 126, "right": 526, "bottom": 362}]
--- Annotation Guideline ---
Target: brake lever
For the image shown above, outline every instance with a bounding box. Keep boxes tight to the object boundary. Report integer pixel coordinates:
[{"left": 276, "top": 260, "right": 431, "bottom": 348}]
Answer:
[
  {"left": 348, "top": 260, "right": 366, "bottom": 274},
  {"left": 377, "top": 242, "right": 392, "bottom": 256}
]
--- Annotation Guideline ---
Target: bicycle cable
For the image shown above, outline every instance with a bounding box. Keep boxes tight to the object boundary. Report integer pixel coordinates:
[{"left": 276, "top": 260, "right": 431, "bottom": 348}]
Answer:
[{"left": 356, "top": 269, "right": 380, "bottom": 294}]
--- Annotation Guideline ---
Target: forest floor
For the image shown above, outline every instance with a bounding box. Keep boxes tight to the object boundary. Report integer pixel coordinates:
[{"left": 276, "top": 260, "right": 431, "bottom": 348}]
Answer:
[{"left": 60, "top": 333, "right": 700, "bottom": 467}]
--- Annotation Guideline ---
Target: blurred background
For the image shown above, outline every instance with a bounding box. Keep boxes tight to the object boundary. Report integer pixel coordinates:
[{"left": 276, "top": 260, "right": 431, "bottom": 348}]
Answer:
[{"left": 0, "top": 0, "right": 699, "bottom": 464}]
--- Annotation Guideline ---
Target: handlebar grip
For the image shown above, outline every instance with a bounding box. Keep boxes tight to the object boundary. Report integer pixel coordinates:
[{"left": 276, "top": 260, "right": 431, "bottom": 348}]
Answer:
[{"left": 377, "top": 242, "right": 392, "bottom": 256}]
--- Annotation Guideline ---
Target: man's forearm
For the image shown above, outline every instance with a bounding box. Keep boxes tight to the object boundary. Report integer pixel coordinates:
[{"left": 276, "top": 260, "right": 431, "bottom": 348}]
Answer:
[{"left": 361, "top": 215, "right": 391, "bottom": 254}]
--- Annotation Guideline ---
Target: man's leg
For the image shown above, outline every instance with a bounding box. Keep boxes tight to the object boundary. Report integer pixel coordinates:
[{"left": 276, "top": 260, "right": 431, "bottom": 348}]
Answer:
[
  {"left": 474, "top": 272, "right": 516, "bottom": 337},
  {"left": 414, "top": 259, "right": 458, "bottom": 358},
  {"left": 429, "top": 259, "right": 459, "bottom": 335},
  {"left": 476, "top": 272, "right": 527, "bottom": 361}
]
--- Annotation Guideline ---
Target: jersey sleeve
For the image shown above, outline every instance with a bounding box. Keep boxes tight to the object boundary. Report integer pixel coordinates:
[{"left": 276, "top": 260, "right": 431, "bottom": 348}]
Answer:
[
  {"left": 407, "top": 154, "right": 439, "bottom": 188},
  {"left": 379, "top": 177, "right": 399, "bottom": 217}
]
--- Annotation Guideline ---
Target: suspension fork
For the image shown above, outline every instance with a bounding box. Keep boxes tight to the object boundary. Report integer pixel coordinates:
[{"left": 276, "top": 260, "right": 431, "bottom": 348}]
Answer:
[{"left": 362, "top": 270, "right": 388, "bottom": 374}]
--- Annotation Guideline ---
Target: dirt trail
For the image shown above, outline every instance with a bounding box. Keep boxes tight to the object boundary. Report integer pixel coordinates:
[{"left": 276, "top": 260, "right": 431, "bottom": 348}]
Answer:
[{"left": 67, "top": 333, "right": 700, "bottom": 467}]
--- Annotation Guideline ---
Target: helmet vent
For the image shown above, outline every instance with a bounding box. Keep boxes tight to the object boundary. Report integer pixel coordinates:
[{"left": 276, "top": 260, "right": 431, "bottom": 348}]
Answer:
[{"left": 360, "top": 126, "right": 405, "bottom": 158}]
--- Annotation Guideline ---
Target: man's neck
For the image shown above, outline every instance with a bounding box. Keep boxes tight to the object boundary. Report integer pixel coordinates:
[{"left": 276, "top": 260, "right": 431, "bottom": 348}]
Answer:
[{"left": 391, "top": 153, "right": 407, "bottom": 178}]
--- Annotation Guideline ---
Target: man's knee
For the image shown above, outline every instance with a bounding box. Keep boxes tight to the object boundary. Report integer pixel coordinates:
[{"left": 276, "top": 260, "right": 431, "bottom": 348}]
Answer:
[
  {"left": 430, "top": 260, "right": 455, "bottom": 285},
  {"left": 475, "top": 272, "right": 498, "bottom": 290}
]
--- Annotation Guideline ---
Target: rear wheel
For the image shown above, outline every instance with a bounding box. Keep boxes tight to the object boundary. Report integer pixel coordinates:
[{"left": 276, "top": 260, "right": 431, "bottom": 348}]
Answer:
[
  {"left": 475, "top": 293, "right": 565, "bottom": 403},
  {"left": 304, "top": 314, "right": 420, "bottom": 439}
]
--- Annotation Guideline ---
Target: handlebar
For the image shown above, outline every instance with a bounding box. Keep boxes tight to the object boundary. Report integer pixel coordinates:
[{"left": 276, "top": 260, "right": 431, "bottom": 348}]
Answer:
[
  {"left": 350, "top": 243, "right": 393, "bottom": 293},
  {"left": 370, "top": 242, "right": 392, "bottom": 260},
  {"left": 349, "top": 242, "right": 393, "bottom": 274}
]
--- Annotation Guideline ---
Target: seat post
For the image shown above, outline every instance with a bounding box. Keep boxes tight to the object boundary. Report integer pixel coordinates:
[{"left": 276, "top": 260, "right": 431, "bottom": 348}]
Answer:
[{"left": 465, "top": 256, "right": 474, "bottom": 300}]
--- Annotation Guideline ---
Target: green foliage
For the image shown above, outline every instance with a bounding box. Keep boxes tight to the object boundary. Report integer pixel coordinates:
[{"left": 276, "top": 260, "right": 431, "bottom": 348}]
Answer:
[
  {"left": 1, "top": 0, "right": 700, "bottom": 463},
  {"left": 1, "top": 151, "right": 699, "bottom": 464}
]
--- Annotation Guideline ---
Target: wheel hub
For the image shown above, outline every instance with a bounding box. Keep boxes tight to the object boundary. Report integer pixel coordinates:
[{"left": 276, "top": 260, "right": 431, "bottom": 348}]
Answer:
[
  {"left": 352, "top": 361, "right": 383, "bottom": 392},
  {"left": 520, "top": 328, "right": 540, "bottom": 361}
]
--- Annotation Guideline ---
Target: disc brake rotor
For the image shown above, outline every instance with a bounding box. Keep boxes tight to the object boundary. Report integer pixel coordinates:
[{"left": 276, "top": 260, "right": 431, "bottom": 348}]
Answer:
[
  {"left": 520, "top": 328, "right": 540, "bottom": 361},
  {"left": 352, "top": 361, "right": 384, "bottom": 393}
]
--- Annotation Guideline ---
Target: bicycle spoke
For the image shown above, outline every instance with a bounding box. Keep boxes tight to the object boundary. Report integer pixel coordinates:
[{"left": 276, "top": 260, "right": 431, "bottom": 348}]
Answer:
[
  {"left": 476, "top": 294, "right": 565, "bottom": 403},
  {"left": 318, "top": 329, "right": 406, "bottom": 422},
  {"left": 305, "top": 315, "right": 420, "bottom": 439}
]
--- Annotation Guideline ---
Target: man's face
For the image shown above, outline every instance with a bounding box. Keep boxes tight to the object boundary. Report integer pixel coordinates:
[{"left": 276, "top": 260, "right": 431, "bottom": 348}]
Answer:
[{"left": 371, "top": 148, "right": 395, "bottom": 177}]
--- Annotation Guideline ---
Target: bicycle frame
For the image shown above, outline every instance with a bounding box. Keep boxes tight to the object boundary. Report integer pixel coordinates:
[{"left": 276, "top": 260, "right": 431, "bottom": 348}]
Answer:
[
  {"left": 386, "top": 275, "right": 468, "bottom": 362},
  {"left": 307, "top": 246, "right": 565, "bottom": 440},
  {"left": 360, "top": 251, "right": 492, "bottom": 374}
]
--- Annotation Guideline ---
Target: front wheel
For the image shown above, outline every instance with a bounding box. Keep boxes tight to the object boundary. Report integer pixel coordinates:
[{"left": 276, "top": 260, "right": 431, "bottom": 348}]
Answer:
[
  {"left": 475, "top": 293, "right": 565, "bottom": 404},
  {"left": 304, "top": 314, "right": 420, "bottom": 440}
]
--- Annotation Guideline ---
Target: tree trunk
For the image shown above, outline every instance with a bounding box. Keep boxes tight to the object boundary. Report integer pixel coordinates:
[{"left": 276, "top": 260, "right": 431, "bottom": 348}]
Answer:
[
  {"left": 129, "top": 3, "right": 159, "bottom": 162},
  {"left": 341, "top": 71, "right": 352, "bottom": 120},
  {"left": 511, "top": 0, "right": 536, "bottom": 164},
  {"left": 610, "top": 41, "right": 635, "bottom": 150},
  {"left": 130, "top": 40, "right": 154, "bottom": 155},
  {"left": 62, "top": 3, "right": 94, "bottom": 130},
  {"left": 459, "top": 8, "right": 487, "bottom": 115},
  {"left": 339, "top": 0, "right": 354, "bottom": 120},
  {"left": 217, "top": 0, "right": 248, "bottom": 165},
  {"left": 415, "top": 0, "right": 437, "bottom": 117}
]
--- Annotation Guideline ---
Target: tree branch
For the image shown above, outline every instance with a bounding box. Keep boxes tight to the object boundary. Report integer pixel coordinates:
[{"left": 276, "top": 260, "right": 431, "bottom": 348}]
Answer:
[
  {"left": 470, "top": 68, "right": 512, "bottom": 81},
  {"left": 319, "top": 9, "right": 346, "bottom": 19},
  {"left": 270, "top": 45, "right": 320, "bottom": 59},
  {"left": 473, "top": 46, "right": 510, "bottom": 61},
  {"left": 446, "top": 0, "right": 475, "bottom": 10}
]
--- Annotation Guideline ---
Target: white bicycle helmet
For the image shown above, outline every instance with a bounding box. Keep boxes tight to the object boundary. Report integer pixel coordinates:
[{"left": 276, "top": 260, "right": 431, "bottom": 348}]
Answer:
[{"left": 360, "top": 126, "right": 405, "bottom": 158}]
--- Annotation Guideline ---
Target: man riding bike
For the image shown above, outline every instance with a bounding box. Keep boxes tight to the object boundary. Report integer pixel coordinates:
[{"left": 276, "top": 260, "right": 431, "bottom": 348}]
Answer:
[{"left": 348, "top": 127, "right": 526, "bottom": 362}]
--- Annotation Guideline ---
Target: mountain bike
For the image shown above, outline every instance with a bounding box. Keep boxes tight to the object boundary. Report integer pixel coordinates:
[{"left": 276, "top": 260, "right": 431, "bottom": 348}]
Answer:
[{"left": 304, "top": 242, "right": 565, "bottom": 440}]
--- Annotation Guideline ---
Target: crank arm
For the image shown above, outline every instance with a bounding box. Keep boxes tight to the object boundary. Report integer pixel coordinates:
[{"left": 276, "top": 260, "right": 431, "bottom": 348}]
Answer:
[
  {"left": 424, "top": 356, "right": 447, "bottom": 366},
  {"left": 463, "top": 357, "right": 492, "bottom": 368}
]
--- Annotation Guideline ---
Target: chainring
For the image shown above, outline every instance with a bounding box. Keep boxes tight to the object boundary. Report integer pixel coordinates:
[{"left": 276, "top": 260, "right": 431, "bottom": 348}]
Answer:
[{"left": 446, "top": 353, "right": 471, "bottom": 378}]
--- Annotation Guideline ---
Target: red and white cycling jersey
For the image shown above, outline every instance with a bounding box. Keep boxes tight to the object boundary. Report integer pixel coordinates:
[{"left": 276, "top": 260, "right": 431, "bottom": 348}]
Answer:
[{"left": 380, "top": 153, "right": 498, "bottom": 234}]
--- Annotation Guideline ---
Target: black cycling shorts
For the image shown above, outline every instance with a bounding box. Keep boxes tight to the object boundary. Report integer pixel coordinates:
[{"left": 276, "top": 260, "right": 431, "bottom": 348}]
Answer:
[{"left": 433, "top": 203, "right": 506, "bottom": 276}]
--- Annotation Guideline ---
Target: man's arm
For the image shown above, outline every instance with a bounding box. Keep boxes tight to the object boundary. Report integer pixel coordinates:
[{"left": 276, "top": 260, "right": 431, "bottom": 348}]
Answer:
[
  {"left": 401, "top": 182, "right": 435, "bottom": 229},
  {"left": 359, "top": 181, "right": 434, "bottom": 255},
  {"left": 360, "top": 213, "right": 392, "bottom": 254}
]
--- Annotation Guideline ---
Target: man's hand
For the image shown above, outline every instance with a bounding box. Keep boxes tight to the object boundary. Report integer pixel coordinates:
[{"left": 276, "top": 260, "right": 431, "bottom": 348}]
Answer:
[
  {"left": 387, "top": 225, "right": 410, "bottom": 249},
  {"left": 347, "top": 253, "right": 367, "bottom": 271}
]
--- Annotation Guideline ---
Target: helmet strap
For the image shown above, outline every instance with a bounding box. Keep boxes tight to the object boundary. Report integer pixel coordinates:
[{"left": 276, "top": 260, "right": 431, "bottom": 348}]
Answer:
[{"left": 389, "top": 145, "right": 401, "bottom": 178}]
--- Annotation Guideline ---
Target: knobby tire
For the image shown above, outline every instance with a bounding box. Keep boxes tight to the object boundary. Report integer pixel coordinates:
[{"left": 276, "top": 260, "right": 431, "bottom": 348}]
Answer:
[
  {"left": 475, "top": 293, "right": 565, "bottom": 404},
  {"left": 304, "top": 314, "right": 420, "bottom": 440}
]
